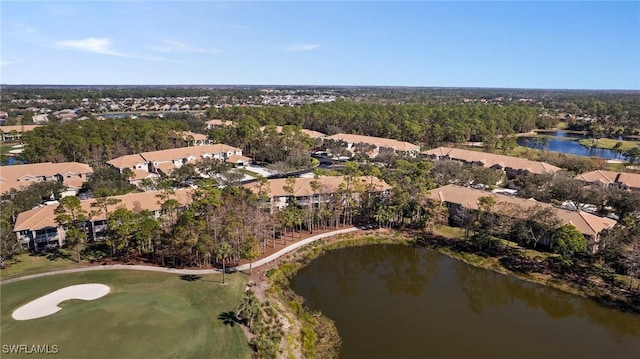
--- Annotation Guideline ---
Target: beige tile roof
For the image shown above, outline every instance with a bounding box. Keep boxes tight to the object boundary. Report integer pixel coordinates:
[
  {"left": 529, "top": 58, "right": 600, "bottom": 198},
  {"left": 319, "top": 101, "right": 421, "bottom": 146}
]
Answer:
[
  {"left": 0, "top": 125, "right": 41, "bottom": 133},
  {"left": 14, "top": 188, "right": 194, "bottom": 232},
  {"left": 140, "top": 144, "right": 241, "bottom": 163},
  {"left": 575, "top": 170, "right": 640, "bottom": 190},
  {"left": 179, "top": 131, "right": 208, "bottom": 141},
  {"left": 424, "top": 147, "right": 561, "bottom": 174},
  {"left": 301, "top": 129, "right": 327, "bottom": 139},
  {"left": 131, "top": 169, "right": 159, "bottom": 181},
  {"left": 206, "top": 119, "right": 235, "bottom": 127},
  {"left": 428, "top": 184, "right": 616, "bottom": 237},
  {"left": 574, "top": 170, "right": 619, "bottom": 184},
  {"left": 326, "top": 133, "right": 420, "bottom": 152},
  {"left": 244, "top": 176, "right": 391, "bottom": 198},
  {"left": 259, "top": 126, "right": 327, "bottom": 139},
  {"left": 617, "top": 172, "right": 640, "bottom": 190},
  {"left": 226, "top": 154, "right": 252, "bottom": 163},
  {"left": 106, "top": 154, "right": 147, "bottom": 169},
  {"left": 154, "top": 162, "right": 177, "bottom": 174},
  {"left": 107, "top": 145, "right": 242, "bottom": 171},
  {"left": 554, "top": 210, "right": 618, "bottom": 239},
  {"left": 0, "top": 162, "right": 93, "bottom": 194},
  {"left": 63, "top": 176, "right": 85, "bottom": 189}
]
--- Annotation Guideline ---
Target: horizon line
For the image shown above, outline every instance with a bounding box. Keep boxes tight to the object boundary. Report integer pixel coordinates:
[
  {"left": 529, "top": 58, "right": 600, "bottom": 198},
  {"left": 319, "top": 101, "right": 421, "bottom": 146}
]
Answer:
[{"left": 2, "top": 84, "right": 639, "bottom": 92}]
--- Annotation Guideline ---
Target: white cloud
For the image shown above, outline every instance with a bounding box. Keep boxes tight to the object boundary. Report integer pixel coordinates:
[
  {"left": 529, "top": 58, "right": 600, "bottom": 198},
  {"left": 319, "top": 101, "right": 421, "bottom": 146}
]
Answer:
[
  {"left": 55, "top": 37, "right": 174, "bottom": 62},
  {"left": 284, "top": 44, "right": 320, "bottom": 52},
  {"left": 56, "top": 38, "right": 125, "bottom": 56},
  {"left": 150, "top": 40, "right": 219, "bottom": 54}
]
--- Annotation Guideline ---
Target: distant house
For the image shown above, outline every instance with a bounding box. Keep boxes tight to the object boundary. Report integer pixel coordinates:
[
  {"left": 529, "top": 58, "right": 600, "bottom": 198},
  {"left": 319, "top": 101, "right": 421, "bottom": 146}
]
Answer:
[
  {"left": 13, "top": 188, "right": 194, "bottom": 252},
  {"left": 178, "top": 131, "right": 212, "bottom": 146},
  {"left": 428, "top": 184, "right": 617, "bottom": 253},
  {"left": 423, "top": 147, "right": 561, "bottom": 177},
  {"left": 52, "top": 109, "right": 78, "bottom": 122},
  {"left": 0, "top": 125, "right": 41, "bottom": 141},
  {"left": 243, "top": 175, "right": 391, "bottom": 211},
  {"left": 574, "top": 170, "right": 640, "bottom": 191},
  {"left": 225, "top": 154, "right": 252, "bottom": 167},
  {"left": 205, "top": 119, "right": 235, "bottom": 129},
  {"left": 259, "top": 125, "right": 326, "bottom": 139},
  {"left": 0, "top": 162, "right": 93, "bottom": 196},
  {"left": 325, "top": 133, "right": 420, "bottom": 158},
  {"left": 106, "top": 144, "right": 245, "bottom": 183},
  {"left": 33, "top": 114, "right": 49, "bottom": 124}
]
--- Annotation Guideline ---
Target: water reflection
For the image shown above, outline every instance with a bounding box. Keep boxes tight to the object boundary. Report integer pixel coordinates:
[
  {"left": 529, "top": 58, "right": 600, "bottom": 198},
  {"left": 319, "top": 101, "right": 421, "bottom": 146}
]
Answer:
[
  {"left": 291, "top": 244, "right": 640, "bottom": 358},
  {"left": 516, "top": 131, "right": 635, "bottom": 160}
]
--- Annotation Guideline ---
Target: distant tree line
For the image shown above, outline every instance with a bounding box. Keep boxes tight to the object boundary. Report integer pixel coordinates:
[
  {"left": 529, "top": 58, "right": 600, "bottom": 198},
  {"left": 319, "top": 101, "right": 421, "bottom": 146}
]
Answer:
[
  {"left": 209, "top": 101, "right": 546, "bottom": 149},
  {"left": 19, "top": 118, "right": 190, "bottom": 165}
]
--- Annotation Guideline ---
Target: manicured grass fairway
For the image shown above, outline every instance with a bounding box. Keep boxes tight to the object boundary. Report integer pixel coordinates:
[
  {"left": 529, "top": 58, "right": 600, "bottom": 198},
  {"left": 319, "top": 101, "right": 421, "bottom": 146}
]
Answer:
[
  {"left": 1, "top": 252, "right": 81, "bottom": 280},
  {"left": 578, "top": 138, "right": 640, "bottom": 151},
  {"left": 1, "top": 271, "right": 251, "bottom": 359}
]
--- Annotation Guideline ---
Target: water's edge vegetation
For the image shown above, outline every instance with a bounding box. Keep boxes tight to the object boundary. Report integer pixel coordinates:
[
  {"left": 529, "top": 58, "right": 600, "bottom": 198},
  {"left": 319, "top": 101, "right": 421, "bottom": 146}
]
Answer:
[{"left": 253, "top": 229, "right": 639, "bottom": 358}]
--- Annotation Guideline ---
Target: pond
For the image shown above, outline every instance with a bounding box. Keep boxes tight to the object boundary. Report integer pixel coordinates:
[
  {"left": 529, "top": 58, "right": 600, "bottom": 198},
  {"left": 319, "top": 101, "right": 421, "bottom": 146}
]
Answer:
[
  {"left": 290, "top": 244, "right": 640, "bottom": 359},
  {"left": 517, "top": 132, "right": 621, "bottom": 159},
  {"left": 2, "top": 156, "right": 25, "bottom": 166}
]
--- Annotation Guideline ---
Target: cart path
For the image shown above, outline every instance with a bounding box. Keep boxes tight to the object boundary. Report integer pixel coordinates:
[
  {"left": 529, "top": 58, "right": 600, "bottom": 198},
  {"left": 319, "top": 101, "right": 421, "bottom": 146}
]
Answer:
[{"left": 1, "top": 227, "right": 360, "bottom": 285}]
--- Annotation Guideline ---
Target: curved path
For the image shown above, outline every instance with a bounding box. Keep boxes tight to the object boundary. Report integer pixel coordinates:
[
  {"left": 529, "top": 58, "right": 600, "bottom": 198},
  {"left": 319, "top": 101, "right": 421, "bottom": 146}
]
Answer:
[{"left": 0, "top": 227, "right": 360, "bottom": 285}]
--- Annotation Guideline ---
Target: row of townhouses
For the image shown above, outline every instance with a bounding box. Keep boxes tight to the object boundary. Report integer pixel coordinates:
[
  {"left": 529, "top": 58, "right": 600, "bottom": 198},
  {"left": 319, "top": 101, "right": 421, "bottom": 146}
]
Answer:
[
  {"left": 0, "top": 162, "right": 93, "bottom": 196},
  {"left": 106, "top": 144, "right": 248, "bottom": 185},
  {"left": 13, "top": 176, "right": 390, "bottom": 251},
  {"left": 3, "top": 121, "right": 637, "bottom": 254},
  {"left": 428, "top": 184, "right": 618, "bottom": 253}
]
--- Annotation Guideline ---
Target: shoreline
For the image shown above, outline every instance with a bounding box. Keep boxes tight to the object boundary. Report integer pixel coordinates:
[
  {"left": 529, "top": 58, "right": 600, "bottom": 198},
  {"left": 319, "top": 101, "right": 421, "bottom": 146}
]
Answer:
[
  {"left": 3, "top": 228, "right": 638, "bottom": 357},
  {"left": 255, "top": 229, "right": 639, "bottom": 358}
]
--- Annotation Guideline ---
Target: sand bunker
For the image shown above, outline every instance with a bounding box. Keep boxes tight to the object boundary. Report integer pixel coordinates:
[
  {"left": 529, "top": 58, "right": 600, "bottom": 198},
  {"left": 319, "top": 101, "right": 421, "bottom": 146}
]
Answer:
[{"left": 12, "top": 284, "right": 110, "bottom": 320}]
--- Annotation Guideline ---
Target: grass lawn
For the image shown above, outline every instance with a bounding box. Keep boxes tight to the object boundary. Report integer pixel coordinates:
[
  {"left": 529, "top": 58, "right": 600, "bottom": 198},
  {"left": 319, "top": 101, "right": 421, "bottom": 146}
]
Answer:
[
  {"left": 235, "top": 167, "right": 261, "bottom": 178},
  {"left": 0, "top": 270, "right": 251, "bottom": 359},
  {"left": 578, "top": 138, "right": 640, "bottom": 151},
  {"left": 504, "top": 145, "right": 532, "bottom": 158},
  {"left": 1, "top": 251, "right": 82, "bottom": 280},
  {"left": 432, "top": 225, "right": 465, "bottom": 238},
  {"left": 0, "top": 142, "right": 22, "bottom": 156}
]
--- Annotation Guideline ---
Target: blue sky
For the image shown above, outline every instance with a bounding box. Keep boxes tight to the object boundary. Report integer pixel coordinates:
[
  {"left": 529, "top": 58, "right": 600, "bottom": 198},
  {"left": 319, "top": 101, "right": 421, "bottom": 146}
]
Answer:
[{"left": 1, "top": 1, "right": 639, "bottom": 89}]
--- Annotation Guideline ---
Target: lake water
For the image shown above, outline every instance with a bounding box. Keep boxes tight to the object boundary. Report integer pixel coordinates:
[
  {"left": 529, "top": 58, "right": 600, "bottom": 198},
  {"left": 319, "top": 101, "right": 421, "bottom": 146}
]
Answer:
[
  {"left": 3, "top": 156, "right": 25, "bottom": 166},
  {"left": 517, "top": 131, "right": 621, "bottom": 159},
  {"left": 290, "top": 244, "right": 640, "bottom": 358}
]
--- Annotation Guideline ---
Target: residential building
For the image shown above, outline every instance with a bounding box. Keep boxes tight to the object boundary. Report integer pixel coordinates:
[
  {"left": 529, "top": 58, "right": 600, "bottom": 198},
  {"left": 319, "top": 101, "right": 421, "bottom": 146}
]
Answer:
[
  {"left": 179, "top": 131, "right": 212, "bottom": 146},
  {"left": 423, "top": 147, "right": 561, "bottom": 176},
  {"left": 205, "top": 119, "right": 235, "bottom": 129},
  {"left": 243, "top": 175, "right": 391, "bottom": 211},
  {"left": 106, "top": 144, "right": 245, "bottom": 183},
  {"left": 13, "top": 188, "right": 194, "bottom": 251},
  {"left": 428, "top": 184, "right": 617, "bottom": 253},
  {"left": 575, "top": 170, "right": 640, "bottom": 191},
  {"left": 52, "top": 109, "right": 78, "bottom": 122},
  {"left": 325, "top": 133, "right": 420, "bottom": 157},
  {"left": 259, "top": 125, "right": 327, "bottom": 139},
  {"left": 225, "top": 154, "right": 252, "bottom": 167},
  {"left": 0, "top": 162, "right": 93, "bottom": 195},
  {"left": 0, "top": 125, "right": 41, "bottom": 141}
]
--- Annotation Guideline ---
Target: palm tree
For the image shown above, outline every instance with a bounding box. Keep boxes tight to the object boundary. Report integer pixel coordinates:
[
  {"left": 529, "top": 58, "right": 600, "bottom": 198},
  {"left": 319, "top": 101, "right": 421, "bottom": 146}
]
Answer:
[
  {"left": 242, "top": 236, "right": 260, "bottom": 275},
  {"left": 215, "top": 241, "right": 233, "bottom": 284}
]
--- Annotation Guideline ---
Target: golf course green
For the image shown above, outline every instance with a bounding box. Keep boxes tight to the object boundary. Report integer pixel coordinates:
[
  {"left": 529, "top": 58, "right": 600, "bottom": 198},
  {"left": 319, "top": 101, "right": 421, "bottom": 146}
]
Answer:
[{"left": 1, "top": 270, "right": 251, "bottom": 359}]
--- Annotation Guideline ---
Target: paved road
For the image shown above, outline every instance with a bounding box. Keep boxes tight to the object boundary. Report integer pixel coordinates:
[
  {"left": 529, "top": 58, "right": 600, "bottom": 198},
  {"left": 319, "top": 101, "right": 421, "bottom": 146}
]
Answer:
[{"left": 0, "top": 227, "right": 360, "bottom": 285}]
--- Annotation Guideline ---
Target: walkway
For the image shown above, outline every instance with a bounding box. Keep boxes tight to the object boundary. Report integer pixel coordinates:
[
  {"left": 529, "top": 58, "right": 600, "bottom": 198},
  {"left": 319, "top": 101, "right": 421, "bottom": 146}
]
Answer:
[{"left": 0, "top": 227, "right": 360, "bottom": 285}]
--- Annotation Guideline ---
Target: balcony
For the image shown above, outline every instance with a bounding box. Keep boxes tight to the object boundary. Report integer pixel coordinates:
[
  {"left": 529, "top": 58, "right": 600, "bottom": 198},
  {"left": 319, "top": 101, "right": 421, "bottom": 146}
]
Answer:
[{"left": 34, "top": 233, "right": 59, "bottom": 243}]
